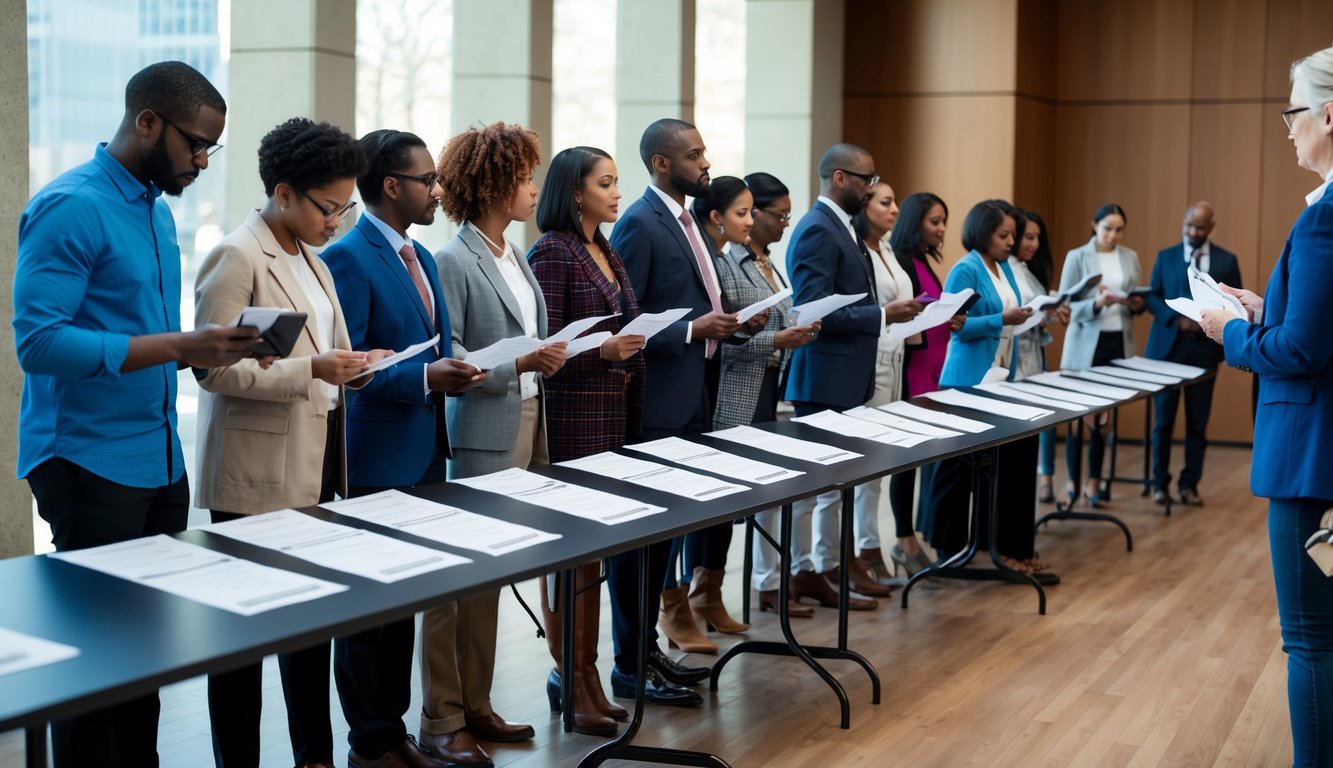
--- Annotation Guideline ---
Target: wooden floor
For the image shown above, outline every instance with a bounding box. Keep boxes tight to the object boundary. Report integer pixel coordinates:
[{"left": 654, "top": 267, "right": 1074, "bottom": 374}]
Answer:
[{"left": 0, "top": 444, "right": 1293, "bottom": 767}]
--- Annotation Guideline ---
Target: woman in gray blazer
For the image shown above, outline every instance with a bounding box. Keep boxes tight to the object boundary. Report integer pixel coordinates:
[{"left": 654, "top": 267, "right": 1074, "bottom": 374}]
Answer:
[{"left": 1057, "top": 203, "right": 1145, "bottom": 505}]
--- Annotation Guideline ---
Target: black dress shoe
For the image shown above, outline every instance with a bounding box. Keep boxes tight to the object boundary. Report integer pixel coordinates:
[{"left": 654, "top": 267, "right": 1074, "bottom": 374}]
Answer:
[
  {"left": 646, "top": 646, "right": 710, "bottom": 686},
  {"left": 610, "top": 666, "right": 702, "bottom": 707},
  {"left": 1153, "top": 489, "right": 1171, "bottom": 505}
]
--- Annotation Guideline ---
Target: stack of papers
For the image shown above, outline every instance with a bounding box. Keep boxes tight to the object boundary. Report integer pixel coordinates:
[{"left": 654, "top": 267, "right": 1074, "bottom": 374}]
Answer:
[
  {"left": 0, "top": 626, "right": 79, "bottom": 678},
  {"left": 453, "top": 467, "right": 665, "bottom": 525},
  {"left": 321, "top": 490, "right": 560, "bottom": 556},
  {"left": 877, "top": 400, "right": 995, "bottom": 432},
  {"left": 793, "top": 409, "right": 935, "bottom": 447},
  {"left": 625, "top": 437, "right": 804, "bottom": 484},
  {"left": 705, "top": 425, "right": 863, "bottom": 464},
  {"left": 1165, "top": 267, "right": 1247, "bottom": 323},
  {"left": 922, "top": 388, "right": 1054, "bottom": 420},
  {"left": 558, "top": 452, "right": 748, "bottom": 502}
]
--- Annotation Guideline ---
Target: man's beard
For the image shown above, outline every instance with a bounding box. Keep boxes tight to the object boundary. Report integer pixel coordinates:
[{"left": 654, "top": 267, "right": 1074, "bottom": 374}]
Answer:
[
  {"left": 671, "top": 169, "right": 709, "bottom": 199},
  {"left": 144, "top": 133, "right": 190, "bottom": 196}
]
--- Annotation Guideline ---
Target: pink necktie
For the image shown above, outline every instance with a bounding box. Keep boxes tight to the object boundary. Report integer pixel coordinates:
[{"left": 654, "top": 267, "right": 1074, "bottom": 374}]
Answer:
[
  {"left": 679, "top": 210, "right": 723, "bottom": 358},
  {"left": 399, "top": 244, "right": 434, "bottom": 325}
]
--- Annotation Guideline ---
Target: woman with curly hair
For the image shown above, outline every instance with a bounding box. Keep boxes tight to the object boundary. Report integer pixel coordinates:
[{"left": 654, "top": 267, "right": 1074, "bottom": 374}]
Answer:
[{"left": 194, "top": 117, "right": 383, "bottom": 768}]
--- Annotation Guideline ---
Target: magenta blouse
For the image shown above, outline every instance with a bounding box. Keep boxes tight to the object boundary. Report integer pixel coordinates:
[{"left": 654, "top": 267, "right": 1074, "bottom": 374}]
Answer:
[{"left": 904, "top": 258, "right": 949, "bottom": 398}]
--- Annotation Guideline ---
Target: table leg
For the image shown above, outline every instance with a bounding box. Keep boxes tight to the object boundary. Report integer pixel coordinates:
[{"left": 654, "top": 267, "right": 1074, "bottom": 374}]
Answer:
[
  {"left": 25, "top": 724, "right": 46, "bottom": 768},
  {"left": 1036, "top": 418, "right": 1134, "bottom": 551}
]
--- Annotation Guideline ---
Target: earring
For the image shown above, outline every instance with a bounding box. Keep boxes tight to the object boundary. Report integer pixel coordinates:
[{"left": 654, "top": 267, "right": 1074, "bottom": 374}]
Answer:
[
  {"left": 717, "top": 224, "right": 725, "bottom": 236},
  {"left": 576, "top": 200, "right": 583, "bottom": 225}
]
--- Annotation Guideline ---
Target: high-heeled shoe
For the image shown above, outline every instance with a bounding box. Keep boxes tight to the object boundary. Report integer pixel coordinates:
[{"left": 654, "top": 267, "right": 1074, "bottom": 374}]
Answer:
[
  {"left": 1083, "top": 481, "right": 1105, "bottom": 509},
  {"left": 1038, "top": 476, "right": 1055, "bottom": 504},
  {"left": 546, "top": 669, "right": 618, "bottom": 735},
  {"left": 857, "top": 547, "right": 896, "bottom": 586},
  {"left": 889, "top": 544, "right": 933, "bottom": 577},
  {"left": 687, "top": 567, "right": 748, "bottom": 634}
]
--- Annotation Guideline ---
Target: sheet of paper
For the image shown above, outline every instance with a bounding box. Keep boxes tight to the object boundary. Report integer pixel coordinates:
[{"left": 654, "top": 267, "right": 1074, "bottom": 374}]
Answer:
[
  {"left": 864, "top": 404, "right": 964, "bottom": 437},
  {"left": 616, "top": 308, "right": 692, "bottom": 342},
  {"left": 624, "top": 436, "right": 805, "bottom": 484},
  {"left": 563, "top": 331, "right": 610, "bottom": 358},
  {"left": 233, "top": 306, "right": 286, "bottom": 333},
  {"left": 1090, "top": 364, "right": 1181, "bottom": 386},
  {"left": 705, "top": 425, "right": 863, "bottom": 464},
  {"left": 877, "top": 400, "right": 995, "bottom": 432},
  {"left": 1030, "top": 371, "right": 1143, "bottom": 399},
  {"left": 736, "top": 288, "right": 792, "bottom": 323},
  {"left": 793, "top": 409, "right": 935, "bottom": 447},
  {"left": 922, "top": 388, "right": 1053, "bottom": 421},
  {"left": 320, "top": 490, "right": 560, "bottom": 557},
  {"left": 1111, "top": 356, "right": 1208, "bottom": 380},
  {"left": 1061, "top": 369, "right": 1162, "bottom": 392},
  {"left": 844, "top": 405, "right": 959, "bottom": 441},
  {"left": 546, "top": 313, "right": 620, "bottom": 344},
  {"left": 1061, "top": 272, "right": 1103, "bottom": 302},
  {"left": 1013, "top": 293, "right": 1061, "bottom": 335},
  {"left": 453, "top": 467, "right": 665, "bottom": 525},
  {"left": 559, "top": 452, "right": 749, "bottom": 501},
  {"left": 974, "top": 382, "right": 1088, "bottom": 412},
  {"left": 1165, "top": 296, "right": 1204, "bottom": 323},
  {"left": 362, "top": 335, "right": 442, "bottom": 376},
  {"left": 992, "top": 380, "right": 1116, "bottom": 407},
  {"left": 788, "top": 293, "right": 868, "bottom": 325},
  {"left": 461, "top": 335, "right": 544, "bottom": 371},
  {"left": 201, "top": 509, "right": 469, "bottom": 582},
  {"left": 1188, "top": 267, "right": 1247, "bottom": 319},
  {"left": 886, "top": 289, "right": 975, "bottom": 341},
  {"left": 50, "top": 535, "right": 347, "bottom": 616},
  {"left": 0, "top": 626, "right": 79, "bottom": 678}
]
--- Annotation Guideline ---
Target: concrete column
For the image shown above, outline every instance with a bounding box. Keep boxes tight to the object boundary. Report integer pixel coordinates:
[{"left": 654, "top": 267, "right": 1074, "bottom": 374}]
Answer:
[
  {"left": 0, "top": 0, "right": 32, "bottom": 558},
  {"left": 615, "top": 0, "right": 695, "bottom": 203},
  {"left": 226, "top": 0, "right": 357, "bottom": 232},
  {"left": 744, "top": 0, "right": 844, "bottom": 273},
  {"left": 451, "top": 0, "right": 553, "bottom": 248}
]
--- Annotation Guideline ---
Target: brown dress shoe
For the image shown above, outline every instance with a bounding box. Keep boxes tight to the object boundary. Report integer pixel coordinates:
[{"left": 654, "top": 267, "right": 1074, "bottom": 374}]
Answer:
[
  {"left": 348, "top": 735, "right": 451, "bottom": 768},
  {"left": 1180, "top": 488, "right": 1204, "bottom": 506},
  {"left": 757, "top": 588, "right": 814, "bottom": 618},
  {"left": 463, "top": 712, "right": 535, "bottom": 743},
  {"left": 416, "top": 729, "right": 493, "bottom": 767},
  {"left": 790, "top": 569, "right": 877, "bottom": 610},
  {"left": 826, "top": 561, "right": 894, "bottom": 598}
]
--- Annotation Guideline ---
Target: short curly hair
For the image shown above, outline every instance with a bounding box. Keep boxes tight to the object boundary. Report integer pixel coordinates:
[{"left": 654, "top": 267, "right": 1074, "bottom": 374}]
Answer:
[
  {"left": 257, "top": 117, "right": 368, "bottom": 197},
  {"left": 436, "top": 122, "right": 542, "bottom": 224}
]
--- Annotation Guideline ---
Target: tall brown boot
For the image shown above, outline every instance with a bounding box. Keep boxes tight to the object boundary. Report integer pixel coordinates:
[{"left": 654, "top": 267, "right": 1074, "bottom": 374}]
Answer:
[
  {"left": 658, "top": 585, "right": 718, "bottom": 654},
  {"left": 540, "top": 570, "right": 617, "bottom": 736},
  {"left": 687, "top": 566, "right": 748, "bottom": 634},
  {"left": 575, "top": 562, "right": 627, "bottom": 721}
]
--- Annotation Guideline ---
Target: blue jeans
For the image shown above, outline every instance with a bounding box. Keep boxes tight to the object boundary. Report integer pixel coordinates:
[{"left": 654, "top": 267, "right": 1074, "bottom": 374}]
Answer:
[
  {"left": 1037, "top": 428, "right": 1056, "bottom": 477},
  {"left": 1268, "top": 498, "right": 1333, "bottom": 767}
]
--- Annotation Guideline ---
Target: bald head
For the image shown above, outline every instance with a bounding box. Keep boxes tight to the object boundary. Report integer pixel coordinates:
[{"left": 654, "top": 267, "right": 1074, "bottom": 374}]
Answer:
[
  {"left": 1183, "top": 201, "right": 1215, "bottom": 248},
  {"left": 817, "top": 143, "right": 876, "bottom": 215}
]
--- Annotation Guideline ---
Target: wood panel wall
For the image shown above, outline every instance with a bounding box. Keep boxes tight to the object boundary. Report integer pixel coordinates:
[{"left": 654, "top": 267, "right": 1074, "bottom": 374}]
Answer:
[{"left": 844, "top": 0, "right": 1333, "bottom": 444}]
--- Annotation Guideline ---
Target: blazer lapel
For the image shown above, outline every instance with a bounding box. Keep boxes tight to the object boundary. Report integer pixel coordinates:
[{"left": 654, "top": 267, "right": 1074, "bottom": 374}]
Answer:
[
  {"left": 575, "top": 232, "right": 622, "bottom": 313},
  {"left": 361, "top": 217, "right": 435, "bottom": 336},
  {"left": 460, "top": 226, "right": 524, "bottom": 328},
  {"left": 645, "top": 190, "right": 713, "bottom": 294},
  {"left": 247, "top": 212, "right": 323, "bottom": 353},
  {"left": 815, "top": 201, "right": 876, "bottom": 299}
]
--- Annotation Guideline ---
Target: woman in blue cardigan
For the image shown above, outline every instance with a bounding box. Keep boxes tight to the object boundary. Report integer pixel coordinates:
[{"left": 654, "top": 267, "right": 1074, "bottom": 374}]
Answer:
[{"left": 926, "top": 200, "right": 1054, "bottom": 579}]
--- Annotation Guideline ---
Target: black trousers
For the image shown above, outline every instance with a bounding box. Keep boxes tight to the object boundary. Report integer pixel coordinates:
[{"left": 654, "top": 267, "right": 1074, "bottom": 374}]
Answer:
[
  {"left": 28, "top": 458, "right": 189, "bottom": 768},
  {"left": 1151, "top": 335, "right": 1220, "bottom": 493},
  {"left": 926, "top": 436, "right": 1039, "bottom": 561}
]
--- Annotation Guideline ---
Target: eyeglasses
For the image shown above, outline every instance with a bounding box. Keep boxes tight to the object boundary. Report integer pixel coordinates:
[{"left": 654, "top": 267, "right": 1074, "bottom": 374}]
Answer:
[
  {"left": 758, "top": 208, "right": 792, "bottom": 223},
  {"left": 1282, "top": 106, "right": 1310, "bottom": 132},
  {"left": 302, "top": 190, "right": 358, "bottom": 221},
  {"left": 389, "top": 171, "right": 440, "bottom": 189},
  {"left": 837, "top": 168, "right": 879, "bottom": 187},
  {"left": 155, "top": 112, "right": 223, "bottom": 157}
]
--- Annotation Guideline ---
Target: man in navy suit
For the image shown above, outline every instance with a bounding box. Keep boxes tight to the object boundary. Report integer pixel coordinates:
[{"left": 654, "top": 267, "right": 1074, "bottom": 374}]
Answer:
[
  {"left": 1143, "top": 201, "right": 1242, "bottom": 507},
  {"left": 323, "top": 130, "right": 498, "bottom": 768},
  {"left": 783, "top": 144, "right": 921, "bottom": 607}
]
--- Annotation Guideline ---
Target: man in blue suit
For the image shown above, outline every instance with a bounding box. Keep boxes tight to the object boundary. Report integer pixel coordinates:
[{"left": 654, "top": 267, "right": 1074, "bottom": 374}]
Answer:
[
  {"left": 322, "top": 130, "right": 495, "bottom": 768},
  {"left": 784, "top": 144, "right": 921, "bottom": 607},
  {"left": 1143, "top": 201, "right": 1242, "bottom": 506}
]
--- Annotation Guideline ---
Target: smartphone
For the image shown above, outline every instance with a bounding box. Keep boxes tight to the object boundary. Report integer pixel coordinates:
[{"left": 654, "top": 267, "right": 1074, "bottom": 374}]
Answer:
[{"left": 914, "top": 293, "right": 939, "bottom": 305}]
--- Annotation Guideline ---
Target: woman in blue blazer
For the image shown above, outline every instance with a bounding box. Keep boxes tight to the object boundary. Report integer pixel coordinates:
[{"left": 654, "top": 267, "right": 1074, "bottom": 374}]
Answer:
[
  {"left": 928, "top": 200, "right": 1054, "bottom": 580},
  {"left": 1201, "top": 45, "right": 1333, "bottom": 767}
]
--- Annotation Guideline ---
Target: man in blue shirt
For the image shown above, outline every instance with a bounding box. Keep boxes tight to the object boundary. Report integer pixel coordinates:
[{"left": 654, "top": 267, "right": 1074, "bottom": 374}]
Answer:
[{"left": 12, "top": 61, "right": 258, "bottom": 768}]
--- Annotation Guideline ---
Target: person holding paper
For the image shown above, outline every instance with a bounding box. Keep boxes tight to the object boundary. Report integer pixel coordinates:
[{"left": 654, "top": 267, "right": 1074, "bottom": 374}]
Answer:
[
  {"left": 929, "top": 200, "right": 1053, "bottom": 580},
  {"left": 12, "top": 62, "right": 258, "bottom": 768},
  {"left": 1198, "top": 45, "right": 1333, "bottom": 766},
  {"left": 322, "top": 130, "right": 490, "bottom": 768},
  {"left": 1143, "top": 202, "right": 1241, "bottom": 506},
  {"left": 1014, "top": 210, "right": 1068, "bottom": 504},
  {"left": 1058, "top": 203, "right": 1145, "bottom": 507},
  {"left": 712, "top": 172, "right": 820, "bottom": 617},
  {"left": 194, "top": 117, "right": 387, "bottom": 768}
]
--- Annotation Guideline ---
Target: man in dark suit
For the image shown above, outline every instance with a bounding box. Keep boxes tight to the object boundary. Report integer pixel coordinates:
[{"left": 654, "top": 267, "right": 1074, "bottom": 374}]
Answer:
[
  {"left": 1143, "top": 201, "right": 1242, "bottom": 507},
  {"left": 783, "top": 144, "right": 921, "bottom": 607},
  {"left": 322, "top": 130, "right": 496, "bottom": 768}
]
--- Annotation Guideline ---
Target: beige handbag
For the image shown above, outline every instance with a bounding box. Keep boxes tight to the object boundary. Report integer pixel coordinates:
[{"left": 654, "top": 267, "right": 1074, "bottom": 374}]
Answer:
[{"left": 1305, "top": 507, "right": 1333, "bottom": 577}]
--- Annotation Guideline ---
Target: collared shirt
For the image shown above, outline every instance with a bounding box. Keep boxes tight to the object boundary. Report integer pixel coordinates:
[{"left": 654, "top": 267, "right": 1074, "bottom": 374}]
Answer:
[
  {"left": 1183, "top": 240, "right": 1210, "bottom": 273},
  {"left": 817, "top": 195, "right": 859, "bottom": 247},
  {"left": 13, "top": 144, "right": 185, "bottom": 487},
  {"left": 360, "top": 208, "right": 440, "bottom": 395},
  {"left": 648, "top": 185, "right": 724, "bottom": 350},
  {"left": 1307, "top": 170, "right": 1333, "bottom": 207},
  {"left": 468, "top": 223, "right": 539, "bottom": 399},
  {"left": 281, "top": 249, "right": 340, "bottom": 410}
]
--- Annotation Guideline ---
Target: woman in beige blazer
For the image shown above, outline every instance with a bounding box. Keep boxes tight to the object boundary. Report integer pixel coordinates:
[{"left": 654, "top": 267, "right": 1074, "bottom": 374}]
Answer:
[{"left": 193, "top": 118, "right": 382, "bottom": 768}]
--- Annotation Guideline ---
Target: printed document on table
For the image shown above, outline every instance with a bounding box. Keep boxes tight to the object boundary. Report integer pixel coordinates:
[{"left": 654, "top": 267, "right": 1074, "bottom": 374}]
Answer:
[
  {"left": 844, "top": 406, "right": 956, "bottom": 442},
  {"left": 563, "top": 331, "right": 610, "bottom": 358},
  {"left": 1060, "top": 369, "right": 1162, "bottom": 392},
  {"left": 878, "top": 400, "right": 995, "bottom": 432},
  {"left": 788, "top": 293, "right": 867, "bottom": 325},
  {"left": 923, "top": 388, "right": 1053, "bottom": 420},
  {"left": 1112, "top": 356, "right": 1208, "bottom": 380},
  {"left": 887, "top": 290, "right": 975, "bottom": 341},
  {"left": 974, "top": 382, "right": 1088, "bottom": 412},
  {"left": 864, "top": 405, "right": 964, "bottom": 437},
  {"left": 547, "top": 313, "right": 619, "bottom": 344},
  {"left": 625, "top": 436, "right": 805, "bottom": 484},
  {"left": 615, "top": 308, "right": 691, "bottom": 342},
  {"left": 793, "top": 409, "right": 934, "bottom": 447},
  {"left": 1090, "top": 364, "right": 1181, "bottom": 386},
  {"left": 461, "top": 335, "right": 544, "bottom": 371},
  {"left": 50, "top": 535, "right": 346, "bottom": 616},
  {"left": 991, "top": 380, "right": 1116, "bottom": 407},
  {"left": 1030, "top": 371, "right": 1141, "bottom": 399},
  {"left": 559, "top": 452, "right": 749, "bottom": 501},
  {"left": 202, "top": 509, "right": 469, "bottom": 583},
  {"left": 453, "top": 467, "right": 665, "bottom": 525},
  {"left": 736, "top": 288, "right": 792, "bottom": 323},
  {"left": 705, "top": 425, "right": 863, "bottom": 464},
  {"left": 362, "top": 335, "right": 441, "bottom": 376},
  {"left": 0, "top": 626, "right": 79, "bottom": 678},
  {"left": 321, "top": 490, "right": 560, "bottom": 557}
]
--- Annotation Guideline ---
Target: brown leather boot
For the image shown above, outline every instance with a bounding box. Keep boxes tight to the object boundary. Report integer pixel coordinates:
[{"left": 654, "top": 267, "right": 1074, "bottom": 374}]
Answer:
[
  {"left": 687, "top": 566, "right": 749, "bottom": 634},
  {"left": 825, "top": 561, "right": 894, "bottom": 597},
  {"left": 658, "top": 585, "right": 718, "bottom": 654},
  {"left": 575, "top": 562, "right": 627, "bottom": 721},
  {"left": 790, "top": 569, "right": 877, "bottom": 610},
  {"left": 540, "top": 570, "right": 617, "bottom": 736},
  {"left": 857, "top": 546, "right": 896, "bottom": 586}
]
